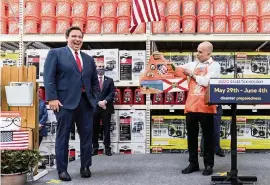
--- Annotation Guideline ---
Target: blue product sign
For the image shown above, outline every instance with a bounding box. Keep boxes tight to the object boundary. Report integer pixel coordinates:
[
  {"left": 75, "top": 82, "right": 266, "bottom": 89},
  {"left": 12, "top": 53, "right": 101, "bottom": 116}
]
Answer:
[{"left": 209, "top": 79, "right": 270, "bottom": 104}]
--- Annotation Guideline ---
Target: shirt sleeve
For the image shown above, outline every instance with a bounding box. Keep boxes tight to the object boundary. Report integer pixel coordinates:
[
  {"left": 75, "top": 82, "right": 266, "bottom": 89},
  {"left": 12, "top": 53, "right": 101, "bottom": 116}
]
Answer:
[{"left": 195, "top": 62, "right": 221, "bottom": 87}]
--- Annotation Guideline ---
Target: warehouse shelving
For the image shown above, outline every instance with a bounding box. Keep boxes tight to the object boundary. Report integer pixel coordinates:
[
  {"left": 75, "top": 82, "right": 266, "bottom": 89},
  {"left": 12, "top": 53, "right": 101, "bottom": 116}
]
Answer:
[
  {"left": 0, "top": 34, "right": 20, "bottom": 42},
  {"left": 3, "top": 33, "right": 270, "bottom": 43},
  {"left": 2, "top": 0, "right": 270, "bottom": 155},
  {"left": 37, "top": 80, "right": 141, "bottom": 87},
  {"left": 150, "top": 34, "right": 270, "bottom": 42},
  {"left": 22, "top": 34, "right": 148, "bottom": 42}
]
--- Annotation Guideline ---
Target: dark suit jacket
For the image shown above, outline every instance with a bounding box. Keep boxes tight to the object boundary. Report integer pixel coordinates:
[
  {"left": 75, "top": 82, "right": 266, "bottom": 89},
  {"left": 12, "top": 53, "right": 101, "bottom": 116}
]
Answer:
[
  {"left": 43, "top": 46, "right": 100, "bottom": 110},
  {"left": 39, "top": 98, "right": 48, "bottom": 137},
  {"left": 97, "top": 75, "right": 115, "bottom": 114}
]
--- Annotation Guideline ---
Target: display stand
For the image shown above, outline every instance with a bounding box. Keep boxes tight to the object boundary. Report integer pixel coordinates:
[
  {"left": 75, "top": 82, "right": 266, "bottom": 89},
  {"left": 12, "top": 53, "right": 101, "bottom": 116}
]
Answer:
[
  {"left": 211, "top": 103, "right": 257, "bottom": 185},
  {"left": 207, "top": 78, "right": 270, "bottom": 185}
]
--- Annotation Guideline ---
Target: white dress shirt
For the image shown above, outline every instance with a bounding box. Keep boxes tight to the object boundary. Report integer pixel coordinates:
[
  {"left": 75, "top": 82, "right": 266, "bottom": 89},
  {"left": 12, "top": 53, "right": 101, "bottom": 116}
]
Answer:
[
  {"left": 68, "top": 46, "right": 83, "bottom": 68},
  {"left": 98, "top": 75, "right": 104, "bottom": 83},
  {"left": 181, "top": 57, "right": 221, "bottom": 87}
]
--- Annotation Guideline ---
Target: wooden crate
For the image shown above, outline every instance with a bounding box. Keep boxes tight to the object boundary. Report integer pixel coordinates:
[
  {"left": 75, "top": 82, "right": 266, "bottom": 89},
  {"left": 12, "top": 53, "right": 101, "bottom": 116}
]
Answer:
[{"left": 1, "top": 66, "right": 38, "bottom": 149}]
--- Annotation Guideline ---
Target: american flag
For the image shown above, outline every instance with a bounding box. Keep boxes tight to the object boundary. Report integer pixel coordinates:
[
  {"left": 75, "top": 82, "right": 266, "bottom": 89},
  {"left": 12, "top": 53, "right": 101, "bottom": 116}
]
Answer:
[
  {"left": 130, "top": 0, "right": 161, "bottom": 33},
  {"left": 0, "top": 131, "right": 30, "bottom": 150}
]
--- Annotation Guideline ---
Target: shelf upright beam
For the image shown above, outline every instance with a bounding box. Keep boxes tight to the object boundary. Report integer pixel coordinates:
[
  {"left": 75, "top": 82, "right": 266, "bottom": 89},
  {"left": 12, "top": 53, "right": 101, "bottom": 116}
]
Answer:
[
  {"left": 18, "top": 0, "right": 24, "bottom": 66},
  {"left": 145, "top": 22, "right": 152, "bottom": 154}
]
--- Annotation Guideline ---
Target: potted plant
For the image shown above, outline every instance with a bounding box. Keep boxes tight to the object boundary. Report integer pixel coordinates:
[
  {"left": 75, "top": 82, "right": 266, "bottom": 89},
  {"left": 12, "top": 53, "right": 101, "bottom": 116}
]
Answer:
[{"left": 1, "top": 150, "right": 42, "bottom": 185}]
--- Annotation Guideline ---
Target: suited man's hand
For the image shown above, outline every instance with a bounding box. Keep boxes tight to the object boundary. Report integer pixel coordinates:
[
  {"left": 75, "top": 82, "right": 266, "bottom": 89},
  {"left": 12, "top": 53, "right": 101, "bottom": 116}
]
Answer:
[
  {"left": 49, "top": 100, "right": 63, "bottom": 112},
  {"left": 98, "top": 100, "right": 106, "bottom": 107}
]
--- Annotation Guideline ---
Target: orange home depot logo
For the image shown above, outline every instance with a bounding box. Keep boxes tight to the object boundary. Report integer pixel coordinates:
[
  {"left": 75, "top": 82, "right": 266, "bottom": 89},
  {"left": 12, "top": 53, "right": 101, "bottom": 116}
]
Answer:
[
  {"left": 104, "top": 4, "right": 114, "bottom": 16},
  {"left": 237, "top": 117, "right": 246, "bottom": 123},
  {"left": 153, "top": 117, "right": 164, "bottom": 123},
  {"left": 237, "top": 148, "right": 246, "bottom": 152},
  {"left": 231, "top": 2, "right": 241, "bottom": 13},
  {"left": 73, "top": 3, "right": 84, "bottom": 16},
  {"left": 215, "top": 2, "right": 225, "bottom": 13},
  {"left": 118, "top": 3, "right": 128, "bottom": 15},
  {"left": 41, "top": 3, "right": 52, "bottom": 15},
  {"left": 57, "top": 4, "right": 68, "bottom": 16}
]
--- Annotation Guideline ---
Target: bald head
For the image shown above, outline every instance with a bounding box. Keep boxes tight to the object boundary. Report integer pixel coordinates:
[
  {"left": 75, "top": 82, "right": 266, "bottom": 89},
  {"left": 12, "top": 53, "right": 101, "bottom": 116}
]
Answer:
[{"left": 196, "top": 41, "right": 213, "bottom": 62}]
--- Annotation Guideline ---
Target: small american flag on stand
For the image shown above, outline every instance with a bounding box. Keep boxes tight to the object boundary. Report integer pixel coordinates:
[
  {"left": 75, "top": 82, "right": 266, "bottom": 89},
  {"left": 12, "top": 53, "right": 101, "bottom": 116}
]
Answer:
[
  {"left": 0, "top": 130, "right": 30, "bottom": 150},
  {"left": 129, "top": 0, "right": 161, "bottom": 33}
]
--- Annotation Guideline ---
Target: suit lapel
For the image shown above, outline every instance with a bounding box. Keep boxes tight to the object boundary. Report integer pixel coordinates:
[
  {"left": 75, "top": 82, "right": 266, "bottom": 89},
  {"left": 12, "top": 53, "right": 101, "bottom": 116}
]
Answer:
[
  {"left": 65, "top": 46, "right": 80, "bottom": 73},
  {"left": 81, "top": 52, "right": 87, "bottom": 75},
  {"left": 102, "top": 76, "right": 108, "bottom": 91}
]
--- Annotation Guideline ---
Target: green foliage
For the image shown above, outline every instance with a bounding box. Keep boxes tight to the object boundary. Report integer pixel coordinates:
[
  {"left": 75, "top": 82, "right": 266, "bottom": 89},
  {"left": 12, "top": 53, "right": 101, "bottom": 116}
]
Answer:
[
  {"left": 170, "top": 64, "right": 176, "bottom": 71},
  {"left": 1, "top": 150, "right": 42, "bottom": 174}
]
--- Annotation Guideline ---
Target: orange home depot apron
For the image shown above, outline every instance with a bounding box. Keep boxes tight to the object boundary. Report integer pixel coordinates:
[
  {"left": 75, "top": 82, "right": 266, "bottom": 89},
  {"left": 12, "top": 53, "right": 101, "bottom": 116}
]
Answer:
[{"left": 184, "top": 62, "right": 217, "bottom": 114}]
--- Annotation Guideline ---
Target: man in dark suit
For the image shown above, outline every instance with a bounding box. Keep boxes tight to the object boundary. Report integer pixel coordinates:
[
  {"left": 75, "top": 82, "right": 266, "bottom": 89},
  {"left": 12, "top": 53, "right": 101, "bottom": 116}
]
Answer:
[
  {"left": 43, "top": 26, "right": 100, "bottom": 181},
  {"left": 200, "top": 105, "right": 225, "bottom": 157},
  {"left": 92, "top": 61, "right": 115, "bottom": 156},
  {"left": 39, "top": 96, "right": 48, "bottom": 146}
]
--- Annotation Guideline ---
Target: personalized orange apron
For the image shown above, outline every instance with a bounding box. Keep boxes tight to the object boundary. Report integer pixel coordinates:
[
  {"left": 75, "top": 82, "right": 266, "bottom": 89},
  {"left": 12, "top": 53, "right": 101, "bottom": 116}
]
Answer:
[{"left": 184, "top": 62, "right": 217, "bottom": 114}]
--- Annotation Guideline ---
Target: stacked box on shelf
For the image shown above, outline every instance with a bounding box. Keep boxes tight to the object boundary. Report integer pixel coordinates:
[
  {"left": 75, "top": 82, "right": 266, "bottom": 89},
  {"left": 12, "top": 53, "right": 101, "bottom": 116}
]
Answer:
[
  {"left": 25, "top": 49, "right": 49, "bottom": 81},
  {"left": 150, "top": 115, "right": 188, "bottom": 153},
  {"left": 119, "top": 50, "right": 146, "bottom": 81},
  {"left": 211, "top": 52, "right": 235, "bottom": 78},
  {"left": 39, "top": 142, "right": 80, "bottom": 168},
  {"left": 0, "top": 50, "right": 19, "bottom": 66},
  {"left": 97, "top": 111, "right": 119, "bottom": 154},
  {"left": 235, "top": 52, "right": 270, "bottom": 78},
  {"left": 220, "top": 116, "right": 270, "bottom": 151},
  {"left": 118, "top": 110, "right": 146, "bottom": 154},
  {"left": 85, "top": 49, "right": 119, "bottom": 80}
]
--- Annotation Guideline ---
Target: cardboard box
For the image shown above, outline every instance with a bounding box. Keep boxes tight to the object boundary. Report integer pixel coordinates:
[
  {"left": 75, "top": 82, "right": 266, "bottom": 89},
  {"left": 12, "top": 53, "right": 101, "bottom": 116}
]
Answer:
[
  {"left": 119, "top": 110, "right": 146, "bottom": 142},
  {"left": 211, "top": 52, "right": 235, "bottom": 78},
  {"left": 151, "top": 115, "right": 187, "bottom": 149},
  {"left": 39, "top": 142, "right": 56, "bottom": 167},
  {"left": 235, "top": 52, "right": 270, "bottom": 78},
  {"left": 220, "top": 116, "right": 270, "bottom": 150},
  {"left": 118, "top": 143, "right": 146, "bottom": 154},
  {"left": 0, "top": 51, "right": 19, "bottom": 67},
  {"left": 119, "top": 50, "right": 146, "bottom": 81},
  {"left": 97, "top": 111, "right": 119, "bottom": 142},
  {"left": 85, "top": 49, "right": 119, "bottom": 80},
  {"left": 25, "top": 49, "right": 49, "bottom": 80},
  {"left": 111, "top": 111, "right": 120, "bottom": 142},
  {"left": 162, "top": 52, "right": 193, "bottom": 66}
]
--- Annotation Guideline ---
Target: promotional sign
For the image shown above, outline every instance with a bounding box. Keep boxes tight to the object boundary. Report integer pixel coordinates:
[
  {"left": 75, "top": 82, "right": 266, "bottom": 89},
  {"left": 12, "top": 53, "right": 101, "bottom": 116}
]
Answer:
[
  {"left": 0, "top": 111, "right": 21, "bottom": 131},
  {"left": 84, "top": 49, "right": 119, "bottom": 81},
  {"left": 208, "top": 79, "right": 270, "bottom": 104},
  {"left": 0, "top": 51, "right": 19, "bottom": 67},
  {"left": 151, "top": 115, "right": 188, "bottom": 149},
  {"left": 220, "top": 116, "right": 270, "bottom": 150},
  {"left": 119, "top": 50, "right": 146, "bottom": 81},
  {"left": 140, "top": 52, "right": 188, "bottom": 94},
  {"left": 211, "top": 52, "right": 235, "bottom": 78},
  {"left": 235, "top": 52, "right": 270, "bottom": 78},
  {"left": 25, "top": 49, "right": 49, "bottom": 81}
]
